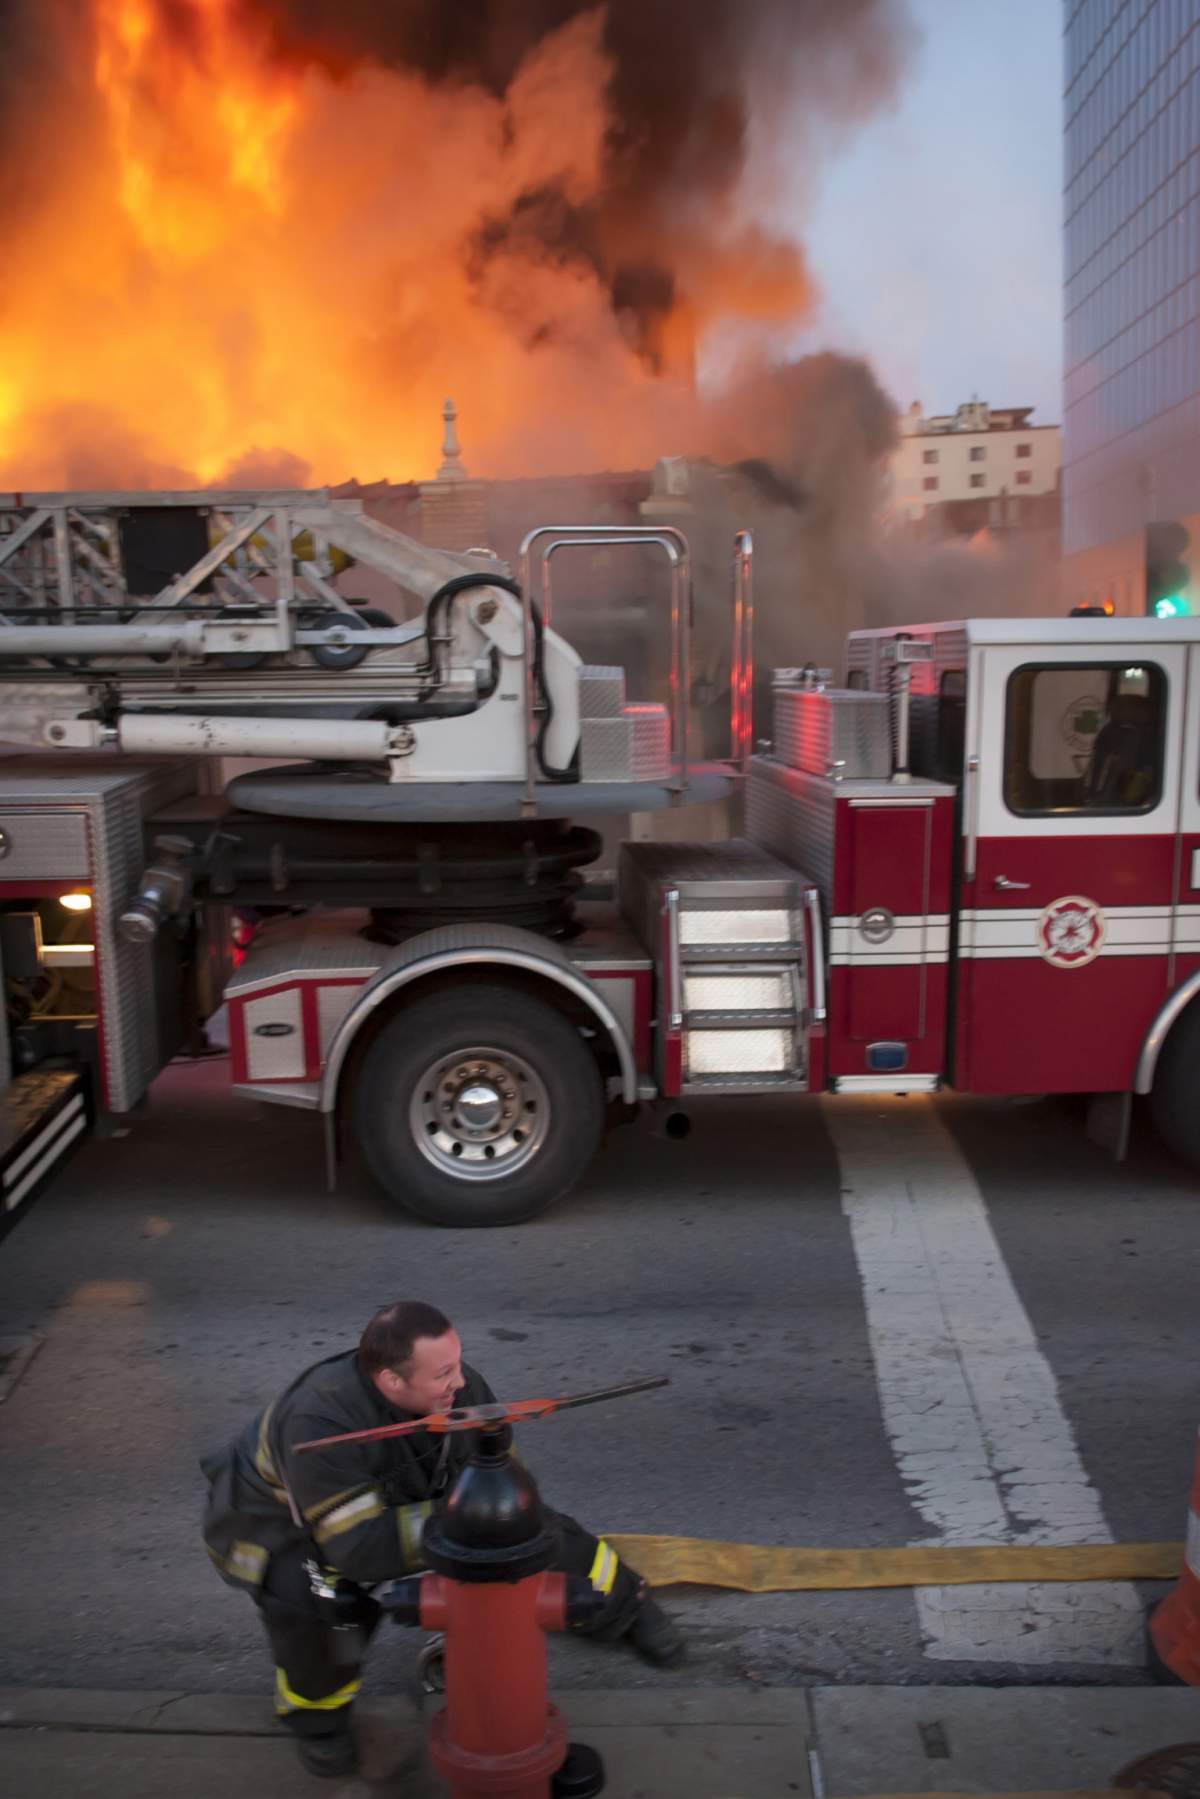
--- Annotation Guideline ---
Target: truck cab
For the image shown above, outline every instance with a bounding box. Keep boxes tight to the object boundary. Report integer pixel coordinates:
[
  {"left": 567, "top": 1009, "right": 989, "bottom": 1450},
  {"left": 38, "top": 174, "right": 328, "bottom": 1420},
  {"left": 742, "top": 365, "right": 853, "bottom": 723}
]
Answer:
[{"left": 833, "top": 617, "right": 1198, "bottom": 1144}]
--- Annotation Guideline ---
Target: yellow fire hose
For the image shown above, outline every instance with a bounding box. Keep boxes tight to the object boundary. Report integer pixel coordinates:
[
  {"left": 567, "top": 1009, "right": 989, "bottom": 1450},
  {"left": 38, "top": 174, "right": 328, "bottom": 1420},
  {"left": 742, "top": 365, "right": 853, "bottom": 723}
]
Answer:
[{"left": 606, "top": 1535, "right": 1183, "bottom": 1592}]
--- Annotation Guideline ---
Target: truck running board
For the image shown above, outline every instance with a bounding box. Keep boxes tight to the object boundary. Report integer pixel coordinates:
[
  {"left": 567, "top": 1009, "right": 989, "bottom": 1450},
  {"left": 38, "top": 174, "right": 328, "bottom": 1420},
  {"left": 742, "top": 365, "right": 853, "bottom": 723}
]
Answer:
[{"left": 0, "top": 1066, "right": 91, "bottom": 1239}]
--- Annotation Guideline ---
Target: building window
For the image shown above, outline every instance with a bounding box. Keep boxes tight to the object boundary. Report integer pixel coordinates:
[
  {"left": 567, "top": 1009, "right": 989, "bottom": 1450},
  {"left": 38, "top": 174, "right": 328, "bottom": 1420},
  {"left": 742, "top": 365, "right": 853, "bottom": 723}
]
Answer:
[
  {"left": 1015, "top": 443, "right": 1032, "bottom": 458},
  {"left": 1003, "top": 663, "right": 1165, "bottom": 816},
  {"left": 923, "top": 476, "right": 939, "bottom": 492},
  {"left": 1016, "top": 471, "right": 1032, "bottom": 486},
  {"left": 969, "top": 474, "right": 986, "bottom": 488},
  {"left": 969, "top": 446, "right": 986, "bottom": 461},
  {"left": 922, "top": 449, "right": 939, "bottom": 464}
]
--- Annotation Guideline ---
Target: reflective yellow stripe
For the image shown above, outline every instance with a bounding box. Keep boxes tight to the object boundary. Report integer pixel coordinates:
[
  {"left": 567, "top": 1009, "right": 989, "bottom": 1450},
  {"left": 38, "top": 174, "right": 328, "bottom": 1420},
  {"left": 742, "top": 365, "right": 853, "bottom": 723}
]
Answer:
[
  {"left": 305, "top": 1484, "right": 365, "bottom": 1526},
  {"left": 274, "top": 1669, "right": 361, "bottom": 1715},
  {"left": 398, "top": 1500, "right": 433, "bottom": 1570},
  {"left": 313, "top": 1488, "right": 385, "bottom": 1545},
  {"left": 254, "top": 1403, "right": 283, "bottom": 1491},
  {"left": 588, "top": 1539, "right": 618, "bottom": 1596},
  {"left": 207, "top": 1540, "right": 269, "bottom": 1585}
]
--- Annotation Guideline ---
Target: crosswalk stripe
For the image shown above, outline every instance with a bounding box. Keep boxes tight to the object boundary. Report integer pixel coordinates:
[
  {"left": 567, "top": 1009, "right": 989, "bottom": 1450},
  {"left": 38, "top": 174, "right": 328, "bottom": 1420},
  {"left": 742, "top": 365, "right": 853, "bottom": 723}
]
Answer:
[{"left": 822, "top": 1095, "right": 1144, "bottom": 1665}]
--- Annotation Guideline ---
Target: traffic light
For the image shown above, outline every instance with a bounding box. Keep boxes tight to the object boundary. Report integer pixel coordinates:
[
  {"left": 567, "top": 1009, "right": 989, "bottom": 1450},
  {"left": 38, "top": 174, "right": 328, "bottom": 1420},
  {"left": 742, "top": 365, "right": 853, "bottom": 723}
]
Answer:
[{"left": 1145, "top": 520, "right": 1191, "bottom": 617}]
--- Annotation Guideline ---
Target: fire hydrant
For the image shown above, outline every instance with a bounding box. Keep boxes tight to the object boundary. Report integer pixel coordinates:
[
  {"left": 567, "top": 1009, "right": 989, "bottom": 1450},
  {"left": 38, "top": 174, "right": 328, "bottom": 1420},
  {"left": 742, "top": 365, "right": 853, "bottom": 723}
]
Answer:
[
  {"left": 297, "top": 1375, "right": 667, "bottom": 1798},
  {"left": 385, "top": 1424, "right": 604, "bottom": 1797}
]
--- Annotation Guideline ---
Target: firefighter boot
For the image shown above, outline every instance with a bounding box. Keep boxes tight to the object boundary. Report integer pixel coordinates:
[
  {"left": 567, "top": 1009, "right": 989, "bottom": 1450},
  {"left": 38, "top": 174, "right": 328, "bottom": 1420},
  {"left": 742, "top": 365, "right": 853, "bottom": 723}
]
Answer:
[
  {"left": 293, "top": 1720, "right": 358, "bottom": 1780},
  {"left": 626, "top": 1584, "right": 686, "bottom": 1667}
]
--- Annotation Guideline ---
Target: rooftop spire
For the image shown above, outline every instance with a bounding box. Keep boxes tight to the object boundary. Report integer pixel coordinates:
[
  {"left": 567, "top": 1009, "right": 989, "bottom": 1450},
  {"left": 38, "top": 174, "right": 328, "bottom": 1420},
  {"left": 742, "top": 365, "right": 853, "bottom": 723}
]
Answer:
[{"left": 437, "top": 396, "right": 467, "bottom": 480}]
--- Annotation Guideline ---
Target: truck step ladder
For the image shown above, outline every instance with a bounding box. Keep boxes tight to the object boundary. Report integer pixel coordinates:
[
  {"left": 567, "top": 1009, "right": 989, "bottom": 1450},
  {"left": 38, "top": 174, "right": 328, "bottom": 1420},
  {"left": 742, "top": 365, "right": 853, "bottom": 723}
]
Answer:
[{"left": 618, "top": 842, "right": 810, "bottom": 1095}]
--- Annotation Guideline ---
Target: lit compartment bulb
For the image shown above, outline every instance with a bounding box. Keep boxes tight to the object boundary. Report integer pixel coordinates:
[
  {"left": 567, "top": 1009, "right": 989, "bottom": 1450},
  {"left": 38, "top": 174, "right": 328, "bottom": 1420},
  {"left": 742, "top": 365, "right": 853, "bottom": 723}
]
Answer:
[{"left": 59, "top": 892, "right": 92, "bottom": 912}]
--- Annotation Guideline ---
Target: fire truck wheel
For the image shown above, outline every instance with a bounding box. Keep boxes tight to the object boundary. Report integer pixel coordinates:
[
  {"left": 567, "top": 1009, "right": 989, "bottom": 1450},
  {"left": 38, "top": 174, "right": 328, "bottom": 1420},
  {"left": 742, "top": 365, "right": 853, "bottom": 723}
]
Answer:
[
  {"left": 351, "top": 984, "right": 604, "bottom": 1226},
  {"left": 1150, "top": 1000, "right": 1200, "bottom": 1169}
]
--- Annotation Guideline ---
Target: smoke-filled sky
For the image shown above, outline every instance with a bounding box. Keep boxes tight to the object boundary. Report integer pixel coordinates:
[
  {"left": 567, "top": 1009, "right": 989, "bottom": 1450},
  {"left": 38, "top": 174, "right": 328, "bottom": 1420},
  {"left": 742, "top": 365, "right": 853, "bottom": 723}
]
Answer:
[
  {"left": 0, "top": 0, "right": 1062, "bottom": 487},
  {"left": 790, "top": 0, "right": 1062, "bottom": 425}
]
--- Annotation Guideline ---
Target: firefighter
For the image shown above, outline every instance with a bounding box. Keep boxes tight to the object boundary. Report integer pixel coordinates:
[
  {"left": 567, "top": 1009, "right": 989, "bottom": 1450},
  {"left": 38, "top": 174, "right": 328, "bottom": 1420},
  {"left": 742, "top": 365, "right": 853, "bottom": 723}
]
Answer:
[{"left": 201, "top": 1300, "right": 685, "bottom": 1779}]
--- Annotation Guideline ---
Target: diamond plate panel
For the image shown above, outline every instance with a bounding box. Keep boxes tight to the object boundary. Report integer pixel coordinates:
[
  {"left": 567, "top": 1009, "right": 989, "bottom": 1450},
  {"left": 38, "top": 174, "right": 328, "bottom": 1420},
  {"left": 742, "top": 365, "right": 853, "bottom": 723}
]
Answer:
[
  {"left": 628, "top": 706, "right": 671, "bottom": 780},
  {"left": 0, "top": 757, "right": 197, "bottom": 1110},
  {"left": 244, "top": 988, "right": 305, "bottom": 1079},
  {"left": 843, "top": 625, "right": 967, "bottom": 697},
  {"left": 685, "top": 1026, "right": 793, "bottom": 1075},
  {"left": 0, "top": 812, "right": 88, "bottom": 879},
  {"left": 773, "top": 685, "right": 892, "bottom": 779},
  {"left": 844, "top": 635, "right": 874, "bottom": 685},
  {"left": 579, "top": 718, "right": 635, "bottom": 780},
  {"left": 618, "top": 838, "right": 802, "bottom": 952},
  {"left": 227, "top": 913, "right": 384, "bottom": 995},
  {"left": 684, "top": 970, "right": 792, "bottom": 1010},
  {"left": 618, "top": 838, "right": 799, "bottom": 886},
  {"left": 87, "top": 764, "right": 198, "bottom": 1110},
  {"left": 680, "top": 907, "right": 795, "bottom": 946},
  {"left": 316, "top": 982, "right": 366, "bottom": 1058},
  {"left": 578, "top": 665, "right": 626, "bottom": 718},
  {"left": 579, "top": 706, "right": 670, "bottom": 782},
  {"left": 745, "top": 758, "right": 834, "bottom": 906}
]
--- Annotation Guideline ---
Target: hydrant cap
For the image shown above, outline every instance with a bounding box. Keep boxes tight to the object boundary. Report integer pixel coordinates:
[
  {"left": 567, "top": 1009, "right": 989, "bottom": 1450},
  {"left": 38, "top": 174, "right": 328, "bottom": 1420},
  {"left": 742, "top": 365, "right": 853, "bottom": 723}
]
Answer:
[{"left": 423, "top": 1431, "right": 556, "bottom": 1582}]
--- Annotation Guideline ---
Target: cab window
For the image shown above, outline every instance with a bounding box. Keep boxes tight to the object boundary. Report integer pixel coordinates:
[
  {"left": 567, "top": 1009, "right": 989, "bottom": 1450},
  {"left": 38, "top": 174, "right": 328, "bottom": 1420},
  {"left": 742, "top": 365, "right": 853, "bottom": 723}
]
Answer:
[{"left": 1003, "top": 662, "right": 1166, "bottom": 815}]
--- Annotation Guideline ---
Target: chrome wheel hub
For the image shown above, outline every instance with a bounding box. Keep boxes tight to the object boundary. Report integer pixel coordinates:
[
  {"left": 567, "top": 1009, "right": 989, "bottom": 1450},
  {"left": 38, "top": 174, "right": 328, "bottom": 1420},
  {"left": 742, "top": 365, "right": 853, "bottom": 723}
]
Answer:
[{"left": 411, "top": 1047, "right": 550, "bottom": 1182}]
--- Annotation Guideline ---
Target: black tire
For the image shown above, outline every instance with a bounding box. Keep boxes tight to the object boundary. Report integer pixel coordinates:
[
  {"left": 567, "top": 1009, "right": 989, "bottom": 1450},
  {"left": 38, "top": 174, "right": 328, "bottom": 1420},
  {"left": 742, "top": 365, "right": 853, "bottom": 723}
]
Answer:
[
  {"left": 350, "top": 983, "right": 604, "bottom": 1226},
  {"left": 302, "top": 608, "right": 370, "bottom": 670},
  {"left": 1150, "top": 1001, "right": 1200, "bottom": 1168},
  {"left": 216, "top": 604, "right": 270, "bottom": 670}
]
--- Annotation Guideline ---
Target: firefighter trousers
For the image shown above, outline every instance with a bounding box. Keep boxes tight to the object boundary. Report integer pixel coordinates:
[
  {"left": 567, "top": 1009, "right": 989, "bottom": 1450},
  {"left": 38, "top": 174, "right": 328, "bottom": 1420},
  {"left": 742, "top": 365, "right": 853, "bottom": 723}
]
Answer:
[{"left": 260, "top": 1511, "right": 642, "bottom": 1739}]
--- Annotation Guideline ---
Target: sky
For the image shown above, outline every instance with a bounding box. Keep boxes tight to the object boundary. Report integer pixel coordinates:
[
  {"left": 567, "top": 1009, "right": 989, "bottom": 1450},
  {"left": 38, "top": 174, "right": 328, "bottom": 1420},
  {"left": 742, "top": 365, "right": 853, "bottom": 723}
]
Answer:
[{"left": 791, "top": 0, "right": 1063, "bottom": 427}]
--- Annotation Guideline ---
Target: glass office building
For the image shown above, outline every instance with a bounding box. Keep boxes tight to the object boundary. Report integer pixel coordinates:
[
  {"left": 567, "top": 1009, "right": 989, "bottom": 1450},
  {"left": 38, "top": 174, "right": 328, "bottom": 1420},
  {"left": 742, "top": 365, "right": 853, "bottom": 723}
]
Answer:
[{"left": 1063, "top": 0, "right": 1200, "bottom": 610}]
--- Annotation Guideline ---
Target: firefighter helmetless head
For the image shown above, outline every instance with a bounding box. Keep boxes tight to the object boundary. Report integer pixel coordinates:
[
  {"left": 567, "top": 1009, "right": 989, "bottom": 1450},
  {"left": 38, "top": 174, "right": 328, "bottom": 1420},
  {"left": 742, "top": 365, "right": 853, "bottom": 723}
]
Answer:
[{"left": 358, "top": 1299, "right": 464, "bottom": 1417}]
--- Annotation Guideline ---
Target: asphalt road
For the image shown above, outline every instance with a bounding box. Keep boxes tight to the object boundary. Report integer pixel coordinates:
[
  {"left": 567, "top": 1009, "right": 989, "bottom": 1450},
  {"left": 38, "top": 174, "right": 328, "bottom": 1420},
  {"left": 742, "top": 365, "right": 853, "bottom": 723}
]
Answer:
[{"left": 0, "top": 1059, "right": 1195, "bottom": 1700}]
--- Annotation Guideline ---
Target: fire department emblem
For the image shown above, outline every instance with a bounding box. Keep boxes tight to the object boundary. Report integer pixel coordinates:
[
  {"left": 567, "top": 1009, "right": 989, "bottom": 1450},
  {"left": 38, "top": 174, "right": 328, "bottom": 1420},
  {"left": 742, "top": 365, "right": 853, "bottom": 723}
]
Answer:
[{"left": 1037, "top": 895, "right": 1106, "bottom": 969}]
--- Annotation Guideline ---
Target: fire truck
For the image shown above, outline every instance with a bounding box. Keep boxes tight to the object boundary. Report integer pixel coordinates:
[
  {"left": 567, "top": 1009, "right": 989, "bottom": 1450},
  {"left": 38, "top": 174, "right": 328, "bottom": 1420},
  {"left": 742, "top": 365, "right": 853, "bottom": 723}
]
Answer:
[{"left": 0, "top": 487, "right": 1195, "bottom": 1230}]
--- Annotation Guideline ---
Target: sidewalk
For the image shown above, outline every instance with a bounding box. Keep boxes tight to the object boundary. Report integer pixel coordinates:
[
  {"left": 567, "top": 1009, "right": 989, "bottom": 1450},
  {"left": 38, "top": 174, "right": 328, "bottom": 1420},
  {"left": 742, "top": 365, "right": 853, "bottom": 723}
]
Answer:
[{"left": 1, "top": 1684, "right": 1196, "bottom": 1799}]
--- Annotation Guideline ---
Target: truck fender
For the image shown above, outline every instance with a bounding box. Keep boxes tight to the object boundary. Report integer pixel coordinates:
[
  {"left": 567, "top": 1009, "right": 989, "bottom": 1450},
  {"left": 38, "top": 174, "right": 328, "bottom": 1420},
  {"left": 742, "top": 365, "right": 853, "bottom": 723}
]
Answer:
[
  {"left": 319, "top": 922, "right": 638, "bottom": 1113},
  {"left": 1133, "top": 969, "right": 1200, "bottom": 1093}
]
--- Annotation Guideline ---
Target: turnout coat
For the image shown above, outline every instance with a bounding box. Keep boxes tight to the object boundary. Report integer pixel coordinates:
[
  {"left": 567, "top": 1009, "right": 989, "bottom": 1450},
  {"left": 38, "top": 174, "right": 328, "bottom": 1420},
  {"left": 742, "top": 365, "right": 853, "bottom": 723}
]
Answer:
[{"left": 202, "top": 1349, "right": 495, "bottom": 1595}]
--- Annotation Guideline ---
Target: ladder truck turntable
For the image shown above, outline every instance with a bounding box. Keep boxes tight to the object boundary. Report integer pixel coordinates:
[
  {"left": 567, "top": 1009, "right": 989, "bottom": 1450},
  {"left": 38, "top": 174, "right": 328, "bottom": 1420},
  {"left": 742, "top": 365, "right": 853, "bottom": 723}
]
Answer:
[{"left": 0, "top": 487, "right": 1195, "bottom": 1230}]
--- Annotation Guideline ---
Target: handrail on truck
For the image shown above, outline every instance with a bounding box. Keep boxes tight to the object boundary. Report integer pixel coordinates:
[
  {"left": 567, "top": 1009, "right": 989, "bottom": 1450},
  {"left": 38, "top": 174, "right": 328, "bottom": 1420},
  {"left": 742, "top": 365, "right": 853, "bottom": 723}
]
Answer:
[
  {"left": 730, "top": 530, "right": 754, "bottom": 773},
  {"left": 538, "top": 534, "right": 688, "bottom": 800},
  {"left": 516, "top": 524, "right": 693, "bottom": 812},
  {"left": 664, "top": 888, "right": 684, "bottom": 1032},
  {"left": 804, "top": 887, "right": 827, "bottom": 1025}
]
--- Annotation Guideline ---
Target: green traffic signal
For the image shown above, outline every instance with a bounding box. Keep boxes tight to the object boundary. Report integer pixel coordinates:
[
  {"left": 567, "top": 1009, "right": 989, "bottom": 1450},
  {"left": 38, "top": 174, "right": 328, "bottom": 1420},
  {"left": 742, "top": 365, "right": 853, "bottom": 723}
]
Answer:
[{"left": 1146, "top": 520, "right": 1192, "bottom": 616}]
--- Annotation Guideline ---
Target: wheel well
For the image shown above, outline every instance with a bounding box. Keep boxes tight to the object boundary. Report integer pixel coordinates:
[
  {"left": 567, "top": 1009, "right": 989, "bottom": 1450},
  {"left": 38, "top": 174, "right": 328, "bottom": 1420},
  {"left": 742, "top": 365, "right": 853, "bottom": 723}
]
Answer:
[
  {"left": 1135, "top": 970, "right": 1200, "bottom": 1094},
  {"left": 332, "top": 964, "right": 623, "bottom": 1112}
]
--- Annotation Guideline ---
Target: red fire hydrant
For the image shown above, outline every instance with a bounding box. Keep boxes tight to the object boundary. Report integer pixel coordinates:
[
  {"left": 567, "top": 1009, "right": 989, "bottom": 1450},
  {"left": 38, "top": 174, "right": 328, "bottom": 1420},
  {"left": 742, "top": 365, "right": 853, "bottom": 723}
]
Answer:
[
  {"left": 298, "top": 1377, "right": 667, "bottom": 1796},
  {"left": 383, "top": 1425, "right": 605, "bottom": 1798}
]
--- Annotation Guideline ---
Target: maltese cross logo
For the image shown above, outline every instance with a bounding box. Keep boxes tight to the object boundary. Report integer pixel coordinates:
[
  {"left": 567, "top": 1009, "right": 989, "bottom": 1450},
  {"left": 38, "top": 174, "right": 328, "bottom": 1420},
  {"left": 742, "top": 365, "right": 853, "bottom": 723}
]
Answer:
[{"left": 1037, "top": 895, "right": 1106, "bottom": 969}]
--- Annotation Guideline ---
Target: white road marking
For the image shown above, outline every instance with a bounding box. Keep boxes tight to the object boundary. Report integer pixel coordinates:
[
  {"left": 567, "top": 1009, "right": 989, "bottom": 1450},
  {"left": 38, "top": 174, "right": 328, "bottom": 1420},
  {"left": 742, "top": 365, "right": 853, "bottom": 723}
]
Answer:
[{"left": 823, "top": 1096, "right": 1143, "bottom": 1664}]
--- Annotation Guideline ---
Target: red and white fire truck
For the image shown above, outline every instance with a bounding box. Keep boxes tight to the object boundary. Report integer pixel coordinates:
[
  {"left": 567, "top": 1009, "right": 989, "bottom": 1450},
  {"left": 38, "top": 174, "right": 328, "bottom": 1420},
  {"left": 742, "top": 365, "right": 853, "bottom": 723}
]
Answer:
[{"left": 0, "top": 488, "right": 1195, "bottom": 1229}]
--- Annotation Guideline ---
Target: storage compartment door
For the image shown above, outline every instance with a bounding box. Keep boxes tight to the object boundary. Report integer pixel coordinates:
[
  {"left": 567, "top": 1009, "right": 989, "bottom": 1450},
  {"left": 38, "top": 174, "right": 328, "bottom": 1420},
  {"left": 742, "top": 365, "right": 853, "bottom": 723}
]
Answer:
[{"left": 829, "top": 797, "right": 951, "bottom": 1079}]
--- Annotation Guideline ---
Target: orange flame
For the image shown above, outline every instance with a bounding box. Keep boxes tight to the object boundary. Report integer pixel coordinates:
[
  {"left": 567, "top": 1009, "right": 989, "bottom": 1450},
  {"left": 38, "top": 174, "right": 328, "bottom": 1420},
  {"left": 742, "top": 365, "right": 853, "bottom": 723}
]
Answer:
[
  {"left": 0, "top": 1, "right": 814, "bottom": 489},
  {"left": 94, "top": 0, "right": 299, "bottom": 256}
]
